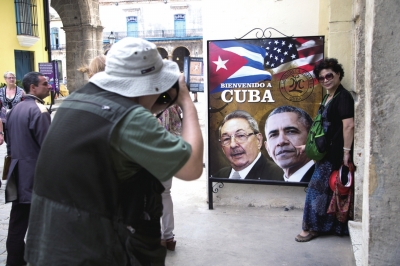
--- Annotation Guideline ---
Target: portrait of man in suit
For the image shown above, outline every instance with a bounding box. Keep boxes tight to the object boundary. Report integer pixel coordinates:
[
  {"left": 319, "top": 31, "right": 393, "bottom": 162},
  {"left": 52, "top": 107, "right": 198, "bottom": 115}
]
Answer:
[
  {"left": 264, "top": 106, "right": 315, "bottom": 183},
  {"left": 213, "top": 110, "right": 282, "bottom": 180}
]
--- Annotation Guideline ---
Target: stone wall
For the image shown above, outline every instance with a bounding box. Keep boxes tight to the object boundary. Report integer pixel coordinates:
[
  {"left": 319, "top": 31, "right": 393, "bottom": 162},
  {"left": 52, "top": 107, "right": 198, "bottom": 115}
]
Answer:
[
  {"left": 362, "top": 0, "right": 400, "bottom": 264},
  {"left": 353, "top": 0, "right": 366, "bottom": 224},
  {"left": 51, "top": 0, "right": 103, "bottom": 92}
]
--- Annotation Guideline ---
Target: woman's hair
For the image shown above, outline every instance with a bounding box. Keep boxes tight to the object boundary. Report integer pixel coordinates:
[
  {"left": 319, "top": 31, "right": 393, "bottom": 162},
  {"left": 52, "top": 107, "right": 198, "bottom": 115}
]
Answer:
[
  {"left": 3, "top": 71, "right": 16, "bottom": 79},
  {"left": 313, "top": 58, "right": 345, "bottom": 81},
  {"left": 78, "top": 55, "right": 106, "bottom": 78}
]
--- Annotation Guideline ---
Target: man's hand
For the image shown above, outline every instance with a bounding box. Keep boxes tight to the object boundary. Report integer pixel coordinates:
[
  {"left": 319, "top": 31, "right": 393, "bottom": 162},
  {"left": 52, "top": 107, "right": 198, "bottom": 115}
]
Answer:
[{"left": 174, "top": 74, "right": 204, "bottom": 181}]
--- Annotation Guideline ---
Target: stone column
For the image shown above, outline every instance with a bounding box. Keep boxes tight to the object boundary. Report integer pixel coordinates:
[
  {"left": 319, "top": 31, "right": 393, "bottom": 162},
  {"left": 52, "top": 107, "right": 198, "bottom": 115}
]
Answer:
[
  {"left": 96, "top": 26, "right": 105, "bottom": 54},
  {"left": 352, "top": 0, "right": 366, "bottom": 224},
  {"left": 362, "top": 0, "right": 400, "bottom": 264},
  {"left": 62, "top": 24, "right": 103, "bottom": 93}
]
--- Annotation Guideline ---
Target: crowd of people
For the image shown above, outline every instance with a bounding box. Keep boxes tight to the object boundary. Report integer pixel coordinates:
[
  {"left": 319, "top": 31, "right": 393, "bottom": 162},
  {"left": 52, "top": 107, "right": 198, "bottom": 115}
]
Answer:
[
  {"left": 0, "top": 35, "right": 354, "bottom": 265},
  {"left": 1, "top": 38, "right": 204, "bottom": 265}
]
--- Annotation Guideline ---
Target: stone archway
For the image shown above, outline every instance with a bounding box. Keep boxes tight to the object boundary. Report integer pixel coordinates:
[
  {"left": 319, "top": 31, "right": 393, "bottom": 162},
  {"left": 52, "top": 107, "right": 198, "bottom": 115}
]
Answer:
[
  {"left": 157, "top": 47, "right": 168, "bottom": 60},
  {"left": 50, "top": 0, "right": 103, "bottom": 92},
  {"left": 172, "top": 46, "right": 190, "bottom": 72}
]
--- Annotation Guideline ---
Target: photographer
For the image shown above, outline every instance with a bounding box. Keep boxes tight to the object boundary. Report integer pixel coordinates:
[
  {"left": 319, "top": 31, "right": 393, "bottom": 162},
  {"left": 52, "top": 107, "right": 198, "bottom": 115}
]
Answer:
[{"left": 25, "top": 38, "right": 203, "bottom": 265}]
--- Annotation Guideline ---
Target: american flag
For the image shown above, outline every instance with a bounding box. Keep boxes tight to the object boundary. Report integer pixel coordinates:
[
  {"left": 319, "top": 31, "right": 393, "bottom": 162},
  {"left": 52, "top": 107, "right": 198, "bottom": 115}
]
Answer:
[{"left": 261, "top": 36, "right": 324, "bottom": 81}]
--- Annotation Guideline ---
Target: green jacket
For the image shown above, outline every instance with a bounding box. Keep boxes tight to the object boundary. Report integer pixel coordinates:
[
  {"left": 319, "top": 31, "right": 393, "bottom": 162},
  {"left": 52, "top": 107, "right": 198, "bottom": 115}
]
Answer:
[{"left": 25, "top": 83, "right": 166, "bottom": 265}]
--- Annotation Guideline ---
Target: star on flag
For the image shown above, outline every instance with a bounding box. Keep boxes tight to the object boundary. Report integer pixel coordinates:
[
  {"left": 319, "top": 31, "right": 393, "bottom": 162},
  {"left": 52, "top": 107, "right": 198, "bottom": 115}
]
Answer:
[{"left": 213, "top": 56, "right": 229, "bottom": 71}]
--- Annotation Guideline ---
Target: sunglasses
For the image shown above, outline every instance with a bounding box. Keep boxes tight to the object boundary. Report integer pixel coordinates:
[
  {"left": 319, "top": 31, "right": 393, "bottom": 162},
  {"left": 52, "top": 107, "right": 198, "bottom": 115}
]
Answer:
[{"left": 318, "top": 73, "right": 334, "bottom": 83}]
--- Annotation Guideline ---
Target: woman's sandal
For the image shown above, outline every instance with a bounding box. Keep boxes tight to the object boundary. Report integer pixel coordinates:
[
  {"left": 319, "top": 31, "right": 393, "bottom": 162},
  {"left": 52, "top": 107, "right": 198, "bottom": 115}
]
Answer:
[{"left": 295, "top": 231, "right": 319, "bottom": 242}]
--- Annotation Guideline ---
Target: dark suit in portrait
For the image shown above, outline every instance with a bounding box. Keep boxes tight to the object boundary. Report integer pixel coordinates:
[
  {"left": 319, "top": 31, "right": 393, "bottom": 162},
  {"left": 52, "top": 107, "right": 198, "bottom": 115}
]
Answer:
[
  {"left": 213, "top": 155, "right": 283, "bottom": 181},
  {"left": 299, "top": 164, "right": 315, "bottom": 183}
]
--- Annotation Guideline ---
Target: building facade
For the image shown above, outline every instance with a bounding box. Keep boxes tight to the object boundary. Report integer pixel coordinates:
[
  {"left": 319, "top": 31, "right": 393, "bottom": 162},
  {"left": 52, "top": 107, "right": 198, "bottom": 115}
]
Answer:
[
  {"left": 49, "top": 13, "right": 66, "bottom": 82},
  {"left": 100, "top": 0, "right": 203, "bottom": 72},
  {"left": 49, "top": 0, "right": 202, "bottom": 86},
  {"left": 0, "top": 0, "right": 50, "bottom": 84}
]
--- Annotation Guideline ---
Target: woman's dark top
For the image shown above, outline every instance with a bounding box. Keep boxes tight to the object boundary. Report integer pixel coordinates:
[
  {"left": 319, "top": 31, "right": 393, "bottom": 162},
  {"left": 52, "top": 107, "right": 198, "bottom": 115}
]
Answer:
[
  {"left": 324, "top": 84, "right": 355, "bottom": 170},
  {"left": 0, "top": 86, "right": 25, "bottom": 124}
]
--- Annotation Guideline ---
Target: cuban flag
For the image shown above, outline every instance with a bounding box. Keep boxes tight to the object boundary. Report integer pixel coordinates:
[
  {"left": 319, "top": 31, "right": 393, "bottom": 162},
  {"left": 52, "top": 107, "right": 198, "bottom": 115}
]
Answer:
[{"left": 209, "top": 41, "right": 272, "bottom": 94}]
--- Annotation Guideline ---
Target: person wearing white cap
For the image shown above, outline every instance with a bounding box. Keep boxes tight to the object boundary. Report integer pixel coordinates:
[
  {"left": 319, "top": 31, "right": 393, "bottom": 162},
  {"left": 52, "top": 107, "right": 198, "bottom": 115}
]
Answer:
[{"left": 24, "top": 37, "right": 204, "bottom": 265}]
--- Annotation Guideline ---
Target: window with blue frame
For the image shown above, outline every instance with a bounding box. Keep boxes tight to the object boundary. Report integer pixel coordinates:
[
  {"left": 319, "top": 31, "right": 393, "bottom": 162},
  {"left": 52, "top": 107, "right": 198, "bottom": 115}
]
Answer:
[
  {"left": 127, "top": 16, "right": 138, "bottom": 37},
  {"left": 50, "top": 27, "right": 59, "bottom": 49},
  {"left": 174, "top": 14, "right": 186, "bottom": 37},
  {"left": 14, "top": 0, "right": 38, "bottom": 37}
]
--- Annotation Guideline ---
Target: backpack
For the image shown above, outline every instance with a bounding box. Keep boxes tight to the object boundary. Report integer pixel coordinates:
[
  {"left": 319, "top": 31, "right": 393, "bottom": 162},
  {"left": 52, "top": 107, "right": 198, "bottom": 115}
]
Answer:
[{"left": 305, "top": 92, "right": 340, "bottom": 161}]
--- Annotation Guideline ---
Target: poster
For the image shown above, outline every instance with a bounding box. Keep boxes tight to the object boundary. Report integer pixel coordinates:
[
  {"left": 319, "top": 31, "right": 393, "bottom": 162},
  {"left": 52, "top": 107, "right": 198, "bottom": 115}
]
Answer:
[
  {"left": 184, "top": 57, "right": 204, "bottom": 92},
  {"left": 38, "top": 61, "right": 60, "bottom": 94},
  {"left": 208, "top": 36, "right": 324, "bottom": 185}
]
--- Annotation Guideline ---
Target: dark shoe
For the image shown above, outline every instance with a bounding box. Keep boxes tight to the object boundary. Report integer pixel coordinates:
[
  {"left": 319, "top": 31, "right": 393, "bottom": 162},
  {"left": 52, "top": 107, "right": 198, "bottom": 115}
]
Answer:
[
  {"left": 295, "top": 231, "right": 319, "bottom": 242},
  {"left": 161, "top": 237, "right": 176, "bottom": 251},
  {"left": 193, "top": 100, "right": 198, "bottom": 103}
]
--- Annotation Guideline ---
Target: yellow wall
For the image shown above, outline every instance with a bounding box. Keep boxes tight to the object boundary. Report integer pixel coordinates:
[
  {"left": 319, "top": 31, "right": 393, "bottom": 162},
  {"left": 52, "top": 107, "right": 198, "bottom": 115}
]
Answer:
[
  {"left": 318, "top": 0, "right": 353, "bottom": 91},
  {"left": 0, "top": 0, "right": 49, "bottom": 82}
]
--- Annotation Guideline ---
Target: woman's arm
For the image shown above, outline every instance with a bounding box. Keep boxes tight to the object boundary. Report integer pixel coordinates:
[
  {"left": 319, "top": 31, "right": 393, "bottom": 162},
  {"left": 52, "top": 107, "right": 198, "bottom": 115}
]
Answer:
[{"left": 342, "top": 117, "right": 354, "bottom": 166}]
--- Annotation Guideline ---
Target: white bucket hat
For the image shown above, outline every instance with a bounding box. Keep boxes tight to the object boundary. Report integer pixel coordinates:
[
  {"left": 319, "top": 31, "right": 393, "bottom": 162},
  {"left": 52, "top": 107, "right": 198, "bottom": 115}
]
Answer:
[{"left": 90, "top": 37, "right": 180, "bottom": 97}]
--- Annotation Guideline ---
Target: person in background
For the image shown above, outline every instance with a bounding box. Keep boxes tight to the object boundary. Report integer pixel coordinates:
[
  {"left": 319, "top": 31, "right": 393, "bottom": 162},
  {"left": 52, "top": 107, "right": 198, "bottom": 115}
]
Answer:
[
  {"left": 77, "top": 55, "right": 106, "bottom": 78},
  {"left": 192, "top": 91, "right": 198, "bottom": 102},
  {"left": 25, "top": 37, "right": 203, "bottom": 265},
  {"left": 295, "top": 58, "right": 355, "bottom": 242},
  {"left": 0, "top": 71, "right": 25, "bottom": 142},
  {"left": 157, "top": 104, "right": 182, "bottom": 251},
  {"left": 5, "top": 71, "right": 51, "bottom": 266},
  {"left": 264, "top": 106, "right": 314, "bottom": 183}
]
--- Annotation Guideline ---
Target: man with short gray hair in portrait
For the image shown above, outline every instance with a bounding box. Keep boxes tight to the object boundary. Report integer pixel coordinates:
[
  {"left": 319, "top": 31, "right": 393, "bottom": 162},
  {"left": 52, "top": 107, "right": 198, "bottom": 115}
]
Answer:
[{"left": 214, "top": 110, "right": 282, "bottom": 180}]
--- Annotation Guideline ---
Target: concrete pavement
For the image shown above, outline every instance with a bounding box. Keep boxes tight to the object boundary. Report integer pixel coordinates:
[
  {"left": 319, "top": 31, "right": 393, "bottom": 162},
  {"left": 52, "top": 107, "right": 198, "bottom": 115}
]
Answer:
[
  {"left": 165, "top": 171, "right": 355, "bottom": 266},
  {"left": 0, "top": 93, "right": 355, "bottom": 265}
]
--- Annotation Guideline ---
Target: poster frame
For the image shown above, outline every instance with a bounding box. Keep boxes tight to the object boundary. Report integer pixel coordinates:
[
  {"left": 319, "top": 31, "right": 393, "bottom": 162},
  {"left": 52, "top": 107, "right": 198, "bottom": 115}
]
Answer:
[{"left": 206, "top": 35, "right": 325, "bottom": 209}]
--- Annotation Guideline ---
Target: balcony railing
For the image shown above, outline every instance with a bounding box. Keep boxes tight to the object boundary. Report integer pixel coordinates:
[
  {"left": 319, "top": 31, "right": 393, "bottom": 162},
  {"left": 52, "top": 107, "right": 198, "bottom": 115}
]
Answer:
[{"left": 103, "top": 29, "right": 203, "bottom": 42}]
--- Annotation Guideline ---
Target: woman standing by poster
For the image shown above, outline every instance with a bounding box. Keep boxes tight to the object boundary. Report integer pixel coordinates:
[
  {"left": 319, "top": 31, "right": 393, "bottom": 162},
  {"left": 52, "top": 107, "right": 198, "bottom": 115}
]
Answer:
[{"left": 295, "top": 58, "right": 355, "bottom": 242}]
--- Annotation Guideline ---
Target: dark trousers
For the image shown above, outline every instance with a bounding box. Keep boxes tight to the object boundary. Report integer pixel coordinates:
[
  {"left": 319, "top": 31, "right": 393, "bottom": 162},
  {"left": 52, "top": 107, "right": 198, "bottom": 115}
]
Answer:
[{"left": 6, "top": 203, "right": 31, "bottom": 266}]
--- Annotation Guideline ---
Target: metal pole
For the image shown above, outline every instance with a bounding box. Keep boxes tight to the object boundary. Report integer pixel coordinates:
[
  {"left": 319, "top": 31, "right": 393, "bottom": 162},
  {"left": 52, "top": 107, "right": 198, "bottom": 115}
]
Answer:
[{"left": 43, "top": 0, "right": 52, "bottom": 61}]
